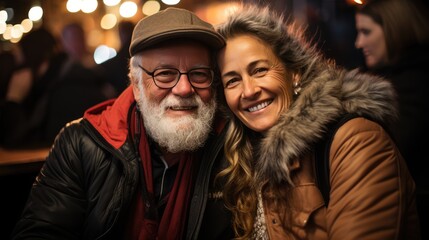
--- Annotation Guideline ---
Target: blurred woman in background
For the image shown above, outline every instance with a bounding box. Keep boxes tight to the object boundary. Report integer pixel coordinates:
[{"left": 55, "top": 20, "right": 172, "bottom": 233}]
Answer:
[{"left": 355, "top": 0, "right": 429, "bottom": 235}]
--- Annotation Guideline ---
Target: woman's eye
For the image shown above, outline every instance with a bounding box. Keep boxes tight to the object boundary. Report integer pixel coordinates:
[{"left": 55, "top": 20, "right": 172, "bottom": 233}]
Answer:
[
  {"left": 360, "top": 29, "right": 371, "bottom": 36},
  {"left": 224, "top": 78, "right": 240, "bottom": 88},
  {"left": 253, "top": 67, "right": 268, "bottom": 77}
]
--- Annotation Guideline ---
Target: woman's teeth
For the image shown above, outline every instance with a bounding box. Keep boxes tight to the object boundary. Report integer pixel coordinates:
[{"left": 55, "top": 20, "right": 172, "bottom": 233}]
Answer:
[{"left": 248, "top": 101, "right": 271, "bottom": 112}]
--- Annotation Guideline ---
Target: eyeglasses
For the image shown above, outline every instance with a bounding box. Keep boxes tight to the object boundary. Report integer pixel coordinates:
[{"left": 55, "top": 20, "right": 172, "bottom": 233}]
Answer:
[{"left": 138, "top": 65, "right": 214, "bottom": 89}]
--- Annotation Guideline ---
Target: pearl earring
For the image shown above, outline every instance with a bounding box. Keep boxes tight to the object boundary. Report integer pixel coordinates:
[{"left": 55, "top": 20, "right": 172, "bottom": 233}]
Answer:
[{"left": 293, "top": 81, "right": 302, "bottom": 95}]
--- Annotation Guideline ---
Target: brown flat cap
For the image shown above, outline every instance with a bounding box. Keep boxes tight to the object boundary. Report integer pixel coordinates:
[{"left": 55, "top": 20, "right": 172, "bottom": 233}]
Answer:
[{"left": 129, "top": 7, "right": 225, "bottom": 56}]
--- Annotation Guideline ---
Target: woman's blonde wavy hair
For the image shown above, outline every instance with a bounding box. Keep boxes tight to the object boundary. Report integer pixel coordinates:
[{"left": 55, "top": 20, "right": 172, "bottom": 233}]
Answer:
[{"left": 215, "top": 4, "right": 329, "bottom": 239}]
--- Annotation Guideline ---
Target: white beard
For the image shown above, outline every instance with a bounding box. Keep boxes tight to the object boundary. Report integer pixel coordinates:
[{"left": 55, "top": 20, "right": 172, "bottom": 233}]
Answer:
[{"left": 137, "top": 87, "right": 216, "bottom": 153}]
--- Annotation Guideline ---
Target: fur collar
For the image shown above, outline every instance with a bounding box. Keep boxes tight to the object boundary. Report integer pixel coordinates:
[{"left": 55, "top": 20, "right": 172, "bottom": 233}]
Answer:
[{"left": 256, "top": 69, "right": 397, "bottom": 184}]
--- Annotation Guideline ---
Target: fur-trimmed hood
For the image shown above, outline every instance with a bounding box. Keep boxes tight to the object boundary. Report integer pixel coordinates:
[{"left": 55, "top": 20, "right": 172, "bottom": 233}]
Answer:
[
  {"left": 215, "top": 5, "right": 397, "bottom": 185},
  {"left": 257, "top": 68, "right": 397, "bottom": 184}
]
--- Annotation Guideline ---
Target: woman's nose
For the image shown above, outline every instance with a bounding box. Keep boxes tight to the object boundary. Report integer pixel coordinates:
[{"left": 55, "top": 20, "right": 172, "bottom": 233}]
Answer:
[
  {"left": 241, "top": 77, "right": 261, "bottom": 99},
  {"left": 355, "top": 34, "right": 363, "bottom": 49}
]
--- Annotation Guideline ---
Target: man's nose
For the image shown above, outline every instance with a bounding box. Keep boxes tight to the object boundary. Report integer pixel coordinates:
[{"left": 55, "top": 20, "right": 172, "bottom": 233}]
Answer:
[{"left": 171, "top": 74, "right": 194, "bottom": 97}]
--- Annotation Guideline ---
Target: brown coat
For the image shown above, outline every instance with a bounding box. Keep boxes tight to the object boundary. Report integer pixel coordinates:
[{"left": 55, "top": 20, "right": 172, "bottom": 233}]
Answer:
[
  {"left": 262, "top": 118, "right": 419, "bottom": 239},
  {"left": 254, "top": 68, "right": 421, "bottom": 239}
]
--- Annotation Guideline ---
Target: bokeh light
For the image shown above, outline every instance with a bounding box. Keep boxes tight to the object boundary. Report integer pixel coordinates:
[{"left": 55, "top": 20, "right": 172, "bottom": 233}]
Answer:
[
  {"left": 21, "top": 19, "right": 33, "bottom": 33},
  {"left": 101, "top": 14, "right": 117, "bottom": 30},
  {"left": 81, "top": 0, "right": 98, "bottom": 13},
  {"left": 0, "top": 22, "right": 6, "bottom": 34},
  {"left": 0, "top": 10, "right": 8, "bottom": 22},
  {"left": 66, "top": 0, "right": 81, "bottom": 13},
  {"left": 28, "top": 6, "right": 43, "bottom": 21},
  {"left": 94, "top": 45, "right": 117, "bottom": 64},
  {"left": 119, "top": 1, "right": 138, "bottom": 18},
  {"left": 11, "top": 24, "right": 23, "bottom": 39},
  {"left": 142, "top": 1, "right": 161, "bottom": 16},
  {"left": 162, "top": 0, "right": 181, "bottom": 5},
  {"left": 2, "top": 24, "right": 12, "bottom": 40},
  {"left": 103, "top": 0, "right": 121, "bottom": 7}
]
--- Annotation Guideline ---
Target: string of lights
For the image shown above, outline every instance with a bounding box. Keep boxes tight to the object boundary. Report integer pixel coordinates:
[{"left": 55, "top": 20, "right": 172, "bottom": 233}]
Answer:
[{"left": 0, "top": 0, "right": 181, "bottom": 44}]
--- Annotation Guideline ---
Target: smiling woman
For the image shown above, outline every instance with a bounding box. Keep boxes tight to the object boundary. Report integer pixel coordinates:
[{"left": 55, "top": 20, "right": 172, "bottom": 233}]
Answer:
[
  {"left": 215, "top": 4, "right": 420, "bottom": 240},
  {"left": 219, "top": 34, "right": 292, "bottom": 133}
]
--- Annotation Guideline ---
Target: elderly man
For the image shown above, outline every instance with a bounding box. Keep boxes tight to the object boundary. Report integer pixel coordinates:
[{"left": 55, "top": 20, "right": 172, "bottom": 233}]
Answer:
[{"left": 12, "top": 8, "right": 231, "bottom": 240}]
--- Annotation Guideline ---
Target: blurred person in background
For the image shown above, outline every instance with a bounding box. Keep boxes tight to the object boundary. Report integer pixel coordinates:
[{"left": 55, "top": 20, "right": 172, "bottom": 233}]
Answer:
[
  {"left": 42, "top": 22, "right": 108, "bottom": 141},
  {"left": 95, "top": 20, "right": 135, "bottom": 98},
  {"left": 0, "top": 51, "right": 16, "bottom": 101},
  {"left": 355, "top": 0, "right": 429, "bottom": 235},
  {"left": 60, "top": 22, "right": 95, "bottom": 68},
  {"left": 0, "top": 28, "right": 65, "bottom": 148}
]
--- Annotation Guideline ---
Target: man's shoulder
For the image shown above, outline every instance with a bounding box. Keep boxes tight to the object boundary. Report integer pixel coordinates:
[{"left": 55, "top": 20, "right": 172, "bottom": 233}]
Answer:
[{"left": 54, "top": 118, "right": 95, "bottom": 146}]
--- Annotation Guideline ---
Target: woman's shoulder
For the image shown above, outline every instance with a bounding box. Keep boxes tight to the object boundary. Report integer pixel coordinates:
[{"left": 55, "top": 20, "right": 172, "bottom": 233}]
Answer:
[
  {"left": 336, "top": 117, "right": 385, "bottom": 135},
  {"left": 329, "top": 116, "right": 400, "bottom": 173},
  {"left": 331, "top": 117, "right": 392, "bottom": 150},
  {"left": 324, "top": 116, "right": 418, "bottom": 240}
]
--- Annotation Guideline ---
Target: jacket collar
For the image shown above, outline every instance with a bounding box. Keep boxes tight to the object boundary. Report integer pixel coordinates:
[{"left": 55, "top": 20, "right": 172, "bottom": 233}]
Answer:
[
  {"left": 84, "top": 86, "right": 135, "bottom": 149},
  {"left": 256, "top": 68, "right": 397, "bottom": 184}
]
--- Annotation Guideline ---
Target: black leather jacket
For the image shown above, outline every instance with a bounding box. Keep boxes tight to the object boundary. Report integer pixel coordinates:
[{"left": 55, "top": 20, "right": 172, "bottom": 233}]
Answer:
[
  {"left": 11, "top": 88, "right": 232, "bottom": 240},
  {"left": 187, "top": 124, "right": 232, "bottom": 240}
]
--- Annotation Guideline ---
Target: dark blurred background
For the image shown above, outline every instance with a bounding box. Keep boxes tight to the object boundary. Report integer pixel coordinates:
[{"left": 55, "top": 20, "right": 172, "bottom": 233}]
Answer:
[
  {"left": 2, "top": 0, "right": 427, "bottom": 68},
  {"left": 0, "top": 0, "right": 383, "bottom": 70},
  {"left": 1, "top": 0, "right": 428, "bottom": 238}
]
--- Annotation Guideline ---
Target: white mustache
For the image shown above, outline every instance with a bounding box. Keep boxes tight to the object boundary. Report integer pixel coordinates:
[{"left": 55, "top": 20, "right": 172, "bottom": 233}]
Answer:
[{"left": 161, "top": 96, "right": 199, "bottom": 110}]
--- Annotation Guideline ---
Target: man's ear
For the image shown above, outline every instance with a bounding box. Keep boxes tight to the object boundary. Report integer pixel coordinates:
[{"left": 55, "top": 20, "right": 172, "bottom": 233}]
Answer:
[{"left": 131, "top": 78, "right": 141, "bottom": 102}]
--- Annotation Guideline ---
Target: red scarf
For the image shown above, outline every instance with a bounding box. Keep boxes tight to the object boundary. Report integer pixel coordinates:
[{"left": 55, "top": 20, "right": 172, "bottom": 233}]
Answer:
[{"left": 126, "top": 108, "right": 199, "bottom": 240}]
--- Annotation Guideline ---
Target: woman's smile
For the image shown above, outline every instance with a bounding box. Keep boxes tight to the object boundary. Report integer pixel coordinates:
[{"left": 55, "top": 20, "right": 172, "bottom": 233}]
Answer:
[
  {"left": 246, "top": 100, "right": 273, "bottom": 112},
  {"left": 218, "top": 35, "right": 293, "bottom": 132}
]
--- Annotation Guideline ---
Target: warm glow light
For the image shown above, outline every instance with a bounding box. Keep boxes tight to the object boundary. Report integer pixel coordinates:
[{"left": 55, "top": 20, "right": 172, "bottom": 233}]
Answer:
[
  {"left": 119, "top": 1, "right": 138, "bottom": 18},
  {"left": 162, "top": 0, "right": 180, "bottom": 5},
  {"left": 195, "top": 2, "right": 240, "bottom": 25},
  {"left": 142, "top": 1, "right": 161, "bottom": 16},
  {"left": 81, "top": 0, "right": 98, "bottom": 13},
  {"left": 11, "top": 24, "right": 23, "bottom": 39},
  {"left": 354, "top": 0, "right": 363, "bottom": 4},
  {"left": 103, "top": 0, "right": 121, "bottom": 7},
  {"left": 67, "top": 0, "right": 81, "bottom": 13},
  {"left": 0, "top": 10, "right": 7, "bottom": 22},
  {"left": 101, "top": 14, "right": 117, "bottom": 29},
  {"left": 28, "top": 6, "right": 43, "bottom": 21},
  {"left": 21, "top": 19, "right": 33, "bottom": 33},
  {"left": 94, "top": 45, "right": 117, "bottom": 64},
  {"left": 10, "top": 36, "right": 21, "bottom": 43},
  {"left": 88, "top": 29, "right": 103, "bottom": 48},
  {"left": 2, "top": 24, "right": 12, "bottom": 40},
  {"left": 0, "top": 22, "right": 6, "bottom": 34}
]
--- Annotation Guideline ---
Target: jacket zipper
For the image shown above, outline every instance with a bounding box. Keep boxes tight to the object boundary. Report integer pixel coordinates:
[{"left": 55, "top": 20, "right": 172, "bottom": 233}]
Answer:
[
  {"left": 187, "top": 129, "right": 226, "bottom": 239},
  {"left": 158, "top": 157, "right": 169, "bottom": 200}
]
